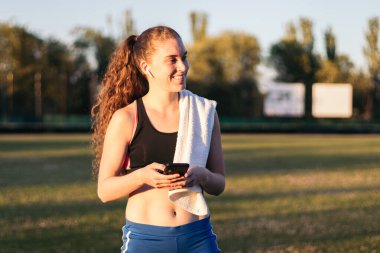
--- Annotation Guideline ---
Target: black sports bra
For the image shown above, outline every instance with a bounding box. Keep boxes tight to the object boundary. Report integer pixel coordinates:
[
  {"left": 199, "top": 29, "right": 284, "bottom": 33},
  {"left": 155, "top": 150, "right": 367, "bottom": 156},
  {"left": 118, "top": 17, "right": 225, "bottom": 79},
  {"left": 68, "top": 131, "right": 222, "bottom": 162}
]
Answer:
[{"left": 127, "top": 98, "right": 178, "bottom": 169}]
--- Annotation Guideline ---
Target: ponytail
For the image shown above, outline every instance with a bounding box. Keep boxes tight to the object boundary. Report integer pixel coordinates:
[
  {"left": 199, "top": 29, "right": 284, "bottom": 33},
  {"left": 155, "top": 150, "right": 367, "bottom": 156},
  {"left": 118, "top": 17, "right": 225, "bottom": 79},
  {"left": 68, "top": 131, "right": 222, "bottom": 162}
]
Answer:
[{"left": 91, "top": 35, "right": 148, "bottom": 177}]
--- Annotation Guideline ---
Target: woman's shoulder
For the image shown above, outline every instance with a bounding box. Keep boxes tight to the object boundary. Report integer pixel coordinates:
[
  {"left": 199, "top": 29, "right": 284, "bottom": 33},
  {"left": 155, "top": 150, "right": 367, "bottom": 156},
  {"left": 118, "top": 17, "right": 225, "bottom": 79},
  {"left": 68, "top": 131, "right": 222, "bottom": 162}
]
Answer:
[
  {"left": 107, "top": 101, "right": 137, "bottom": 137},
  {"left": 112, "top": 102, "right": 136, "bottom": 122}
]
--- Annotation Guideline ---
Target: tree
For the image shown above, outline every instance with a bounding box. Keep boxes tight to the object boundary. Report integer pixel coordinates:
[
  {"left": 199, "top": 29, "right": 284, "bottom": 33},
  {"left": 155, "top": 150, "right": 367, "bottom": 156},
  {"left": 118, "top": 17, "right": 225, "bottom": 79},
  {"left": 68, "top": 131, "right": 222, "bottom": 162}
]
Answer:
[
  {"left": 283, "top": 22, "right": 297, "bottom": 43},
  {"left": 41, "top": 38, "right": 71, "bottom": 115},
  {"left": 300, "top": 18, "right": 314, "bottom": 52},
  {"left": 349, "top": 70, "right": 373, "bottom": 119},
  {"left": 72, "top": 27, "right": 116, "bottom": 109},
  {"left": 269, "top": 40, "right": 307, "bottom": 82},
  {"left": 316, "top": 55, "right": 353, "bottom": 83},
  {"left": 190, "top": 11, "right": 207, "bottom": 42},
  {"left": 66, "top": 52, "right": 92, "bottom": 114},
  {"left": 122, "top": 9, "right": 137, "bottom": 38},
  {"left": 363, "top": 17, "right": 380, "bottom": 119},
  {"left": 269, "top": 17, "right": 320, "bottom": 118},
  {"left": 41, "top": 38, "right": 93, "bottom": 116},
  {"left": 188, "top": 31, "right": 260, "bottom": 83},
  {"left": 0, "top": 23, "right": 44, "bottom": 118},
  {"left": 187, "top": 31, "right": 262, "bottom": 117},
  {"left": 0, "top": 22, "right": 96, "bottom": 119},
  {"left": 325, "top": 27, "right": 336, "bottom": 61},
  {"left": 316, "top": 27, "right": 354, "bottom": 83},
  {"left": 1, "top": 17, "right": 128, "bottom": 121},
  {"left": 72, "top": 27, "right": 116, "bottom": 78}
]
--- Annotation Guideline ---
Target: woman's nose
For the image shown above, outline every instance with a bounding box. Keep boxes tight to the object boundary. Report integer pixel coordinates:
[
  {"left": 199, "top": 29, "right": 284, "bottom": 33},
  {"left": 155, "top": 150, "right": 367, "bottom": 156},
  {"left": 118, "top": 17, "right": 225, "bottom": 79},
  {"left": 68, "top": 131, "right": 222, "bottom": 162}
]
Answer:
[{"left": 177, "top": 60, "right": 188, "bottom": 72}]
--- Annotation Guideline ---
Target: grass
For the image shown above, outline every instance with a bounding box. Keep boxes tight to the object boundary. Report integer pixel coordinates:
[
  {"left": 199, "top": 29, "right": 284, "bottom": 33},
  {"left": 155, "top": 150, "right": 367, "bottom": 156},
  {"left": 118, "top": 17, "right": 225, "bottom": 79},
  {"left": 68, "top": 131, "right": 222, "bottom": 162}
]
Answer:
[{"left": 1, "top": 134, "right": 380, "bottom": 252}]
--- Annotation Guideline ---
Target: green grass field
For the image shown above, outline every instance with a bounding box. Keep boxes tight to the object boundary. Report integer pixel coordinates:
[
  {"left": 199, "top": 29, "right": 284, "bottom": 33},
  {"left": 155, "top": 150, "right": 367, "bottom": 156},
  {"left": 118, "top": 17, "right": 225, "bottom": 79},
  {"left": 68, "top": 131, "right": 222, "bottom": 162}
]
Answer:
[{"left": 1, "top": 134, "right": 380, "bottom": 252}]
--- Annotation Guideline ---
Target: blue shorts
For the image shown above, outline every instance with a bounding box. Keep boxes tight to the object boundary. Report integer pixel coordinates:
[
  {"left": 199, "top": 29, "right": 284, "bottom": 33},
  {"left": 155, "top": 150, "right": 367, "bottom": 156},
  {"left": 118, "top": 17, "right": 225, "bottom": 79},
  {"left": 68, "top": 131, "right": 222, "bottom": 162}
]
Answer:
[{"left": 121, "top": 216, "right": 220, "bottom": 253}]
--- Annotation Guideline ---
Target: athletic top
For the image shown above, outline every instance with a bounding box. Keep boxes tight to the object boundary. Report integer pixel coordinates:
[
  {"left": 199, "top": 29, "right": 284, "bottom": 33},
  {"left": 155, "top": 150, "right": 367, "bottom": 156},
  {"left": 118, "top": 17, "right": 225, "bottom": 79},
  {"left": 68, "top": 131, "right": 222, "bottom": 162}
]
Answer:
[{"left": 127, "top": 98, "right": 178, "bottom": 169}]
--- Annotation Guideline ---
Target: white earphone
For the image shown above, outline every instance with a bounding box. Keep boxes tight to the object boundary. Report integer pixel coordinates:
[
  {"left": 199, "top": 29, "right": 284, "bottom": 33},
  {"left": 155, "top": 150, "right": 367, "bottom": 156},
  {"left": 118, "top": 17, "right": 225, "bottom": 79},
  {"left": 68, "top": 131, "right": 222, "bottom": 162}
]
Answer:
[{"left": 146, "top": 67, "right": 154, "bottom": 78}]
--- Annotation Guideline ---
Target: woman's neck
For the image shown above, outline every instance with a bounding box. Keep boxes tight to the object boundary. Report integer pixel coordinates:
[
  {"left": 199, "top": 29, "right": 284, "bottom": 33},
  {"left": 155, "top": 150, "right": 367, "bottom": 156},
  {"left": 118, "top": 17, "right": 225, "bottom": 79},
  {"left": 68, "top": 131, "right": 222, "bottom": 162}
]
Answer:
[{"left": 143, "top": 89, "right": 179, "bottom": 113}]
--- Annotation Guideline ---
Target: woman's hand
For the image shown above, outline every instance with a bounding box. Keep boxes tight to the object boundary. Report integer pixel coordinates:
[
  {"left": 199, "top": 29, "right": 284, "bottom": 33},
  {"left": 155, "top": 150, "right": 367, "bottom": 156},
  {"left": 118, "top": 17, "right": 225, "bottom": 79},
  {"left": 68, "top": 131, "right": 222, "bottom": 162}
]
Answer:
[
  {"left": 169, "top": 166, "right": 210, "bottom": 190},
  {"left": 137, "top": 163, "right": 183, "bottom": 189}
]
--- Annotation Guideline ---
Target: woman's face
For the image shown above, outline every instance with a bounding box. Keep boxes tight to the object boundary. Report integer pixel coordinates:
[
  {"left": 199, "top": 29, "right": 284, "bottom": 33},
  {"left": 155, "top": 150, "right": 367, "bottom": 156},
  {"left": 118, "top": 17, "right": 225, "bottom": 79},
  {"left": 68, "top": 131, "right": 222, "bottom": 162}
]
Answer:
[{"left": 146, "top": 38, "right": 189, "bottom": 92}]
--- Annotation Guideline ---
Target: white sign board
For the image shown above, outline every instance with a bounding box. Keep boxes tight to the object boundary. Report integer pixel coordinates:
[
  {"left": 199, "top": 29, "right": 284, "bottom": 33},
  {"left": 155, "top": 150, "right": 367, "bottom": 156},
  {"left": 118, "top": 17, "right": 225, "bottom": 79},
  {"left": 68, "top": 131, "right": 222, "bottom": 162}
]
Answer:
[
  {"left": 312, "top": 83, "right": 353, "bottom": 118},
  {"left": 264, "top": 83, "right": 305, "bottom": 117}
]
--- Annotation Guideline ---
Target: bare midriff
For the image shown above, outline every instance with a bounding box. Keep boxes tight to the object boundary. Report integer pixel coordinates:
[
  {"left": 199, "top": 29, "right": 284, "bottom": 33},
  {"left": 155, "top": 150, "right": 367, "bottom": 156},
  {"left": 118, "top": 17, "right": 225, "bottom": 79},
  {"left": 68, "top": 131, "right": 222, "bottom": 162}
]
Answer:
[{"left": 125, "top": 185, "right": 208, "bottom": 226}]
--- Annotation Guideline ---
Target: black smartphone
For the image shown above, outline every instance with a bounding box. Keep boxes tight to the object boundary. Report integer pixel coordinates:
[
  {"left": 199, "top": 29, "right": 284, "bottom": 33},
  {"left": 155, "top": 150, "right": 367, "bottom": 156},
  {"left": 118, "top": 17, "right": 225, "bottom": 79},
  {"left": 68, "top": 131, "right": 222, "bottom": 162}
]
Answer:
[{"left": 164, "top": 163, "right": 189, "bottom": 176}]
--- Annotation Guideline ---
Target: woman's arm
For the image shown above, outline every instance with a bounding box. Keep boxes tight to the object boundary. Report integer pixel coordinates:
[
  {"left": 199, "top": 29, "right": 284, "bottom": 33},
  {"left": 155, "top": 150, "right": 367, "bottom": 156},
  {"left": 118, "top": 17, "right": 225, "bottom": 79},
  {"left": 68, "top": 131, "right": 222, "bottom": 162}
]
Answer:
[
  {"left": 176, "top": 112, "right": 226, "bottom": 195},
  {"left": 201, "top": 112, "right": 226, "bottom": 195},
  {"left": 97, "top": 106, "right": 142, "bottom": 202},
  {"left": 97, "top": 104, "right": 182, "bottom": 203}
]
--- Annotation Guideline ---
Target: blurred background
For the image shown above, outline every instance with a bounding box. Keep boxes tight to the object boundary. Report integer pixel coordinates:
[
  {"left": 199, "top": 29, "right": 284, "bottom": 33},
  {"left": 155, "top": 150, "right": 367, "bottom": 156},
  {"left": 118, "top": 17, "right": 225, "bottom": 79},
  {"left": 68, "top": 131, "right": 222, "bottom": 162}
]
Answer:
[
  {"left": 1, "top": 0, "right": 380, "bottom": 132},
  {"left": 1, "top": 1, "right": 380, "bottom": 252}
]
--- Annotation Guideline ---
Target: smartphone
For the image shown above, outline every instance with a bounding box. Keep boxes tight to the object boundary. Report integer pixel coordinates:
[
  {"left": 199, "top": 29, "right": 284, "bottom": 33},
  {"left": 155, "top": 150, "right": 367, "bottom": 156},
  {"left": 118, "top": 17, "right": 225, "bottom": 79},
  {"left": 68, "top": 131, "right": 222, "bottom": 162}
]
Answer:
[{"left": 164, "top": 163, "right": 189, "bottom": 176}]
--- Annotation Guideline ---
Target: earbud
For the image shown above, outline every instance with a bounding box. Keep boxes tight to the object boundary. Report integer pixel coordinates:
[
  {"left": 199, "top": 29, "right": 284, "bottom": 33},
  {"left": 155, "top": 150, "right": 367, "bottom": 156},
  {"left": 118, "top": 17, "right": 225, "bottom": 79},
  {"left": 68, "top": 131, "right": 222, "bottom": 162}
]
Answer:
[{"left": 146, "top": 67, "right": 154, "bottom": 78}]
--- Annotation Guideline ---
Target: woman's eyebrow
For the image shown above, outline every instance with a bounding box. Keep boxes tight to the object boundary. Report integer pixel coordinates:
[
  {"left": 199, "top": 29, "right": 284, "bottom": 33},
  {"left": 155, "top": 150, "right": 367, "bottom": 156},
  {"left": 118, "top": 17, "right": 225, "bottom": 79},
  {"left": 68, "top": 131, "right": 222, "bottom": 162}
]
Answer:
[{"left": 164, "top": 51, "right": 188, "bottom": 58}]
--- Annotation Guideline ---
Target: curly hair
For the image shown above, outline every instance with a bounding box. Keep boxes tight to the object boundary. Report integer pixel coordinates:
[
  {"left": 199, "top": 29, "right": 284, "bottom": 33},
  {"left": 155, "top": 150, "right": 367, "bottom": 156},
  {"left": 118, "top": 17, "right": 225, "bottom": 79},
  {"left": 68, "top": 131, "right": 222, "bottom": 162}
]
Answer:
[{"left": 91, "top": 26, "right": 181, "bottom": 177}]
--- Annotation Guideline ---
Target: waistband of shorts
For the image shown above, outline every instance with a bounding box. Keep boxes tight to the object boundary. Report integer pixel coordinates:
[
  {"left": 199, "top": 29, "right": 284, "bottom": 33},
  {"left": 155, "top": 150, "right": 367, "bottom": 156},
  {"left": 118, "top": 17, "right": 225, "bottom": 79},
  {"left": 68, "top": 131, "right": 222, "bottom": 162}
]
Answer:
[{"left": 124, "top": 216, "right": 212, "bottom": 236}]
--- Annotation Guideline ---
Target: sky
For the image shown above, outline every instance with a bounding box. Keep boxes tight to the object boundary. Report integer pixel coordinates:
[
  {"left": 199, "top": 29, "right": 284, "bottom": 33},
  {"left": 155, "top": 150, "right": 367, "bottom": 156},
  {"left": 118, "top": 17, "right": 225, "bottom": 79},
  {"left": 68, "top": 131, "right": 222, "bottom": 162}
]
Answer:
[{"left": 1, "top": 0, "right": 380, "bottom": 71}]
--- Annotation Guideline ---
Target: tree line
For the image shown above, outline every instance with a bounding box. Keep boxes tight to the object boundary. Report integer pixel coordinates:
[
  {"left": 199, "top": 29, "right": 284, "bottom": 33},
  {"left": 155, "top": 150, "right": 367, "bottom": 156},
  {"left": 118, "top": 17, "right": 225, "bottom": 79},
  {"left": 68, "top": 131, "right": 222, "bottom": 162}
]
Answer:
[{"left": 0, "top": 11, "right": 379, "bottom": 122}]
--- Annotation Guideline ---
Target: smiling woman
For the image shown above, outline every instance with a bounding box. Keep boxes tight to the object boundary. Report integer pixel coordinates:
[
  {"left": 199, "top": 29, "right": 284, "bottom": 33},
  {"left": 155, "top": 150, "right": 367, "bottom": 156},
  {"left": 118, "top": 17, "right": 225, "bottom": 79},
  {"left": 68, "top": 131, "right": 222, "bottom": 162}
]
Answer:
[{"left": 91, "top": 26, "right": 225, "bottom": 253}]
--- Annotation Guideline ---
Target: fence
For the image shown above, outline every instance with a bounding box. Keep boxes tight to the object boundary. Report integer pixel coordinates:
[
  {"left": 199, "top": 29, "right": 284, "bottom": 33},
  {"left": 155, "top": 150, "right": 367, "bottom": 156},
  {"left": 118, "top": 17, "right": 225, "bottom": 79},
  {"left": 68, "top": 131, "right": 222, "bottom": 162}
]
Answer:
[{"left": 1, "top": 115, "right": 380, "bottom": 133}]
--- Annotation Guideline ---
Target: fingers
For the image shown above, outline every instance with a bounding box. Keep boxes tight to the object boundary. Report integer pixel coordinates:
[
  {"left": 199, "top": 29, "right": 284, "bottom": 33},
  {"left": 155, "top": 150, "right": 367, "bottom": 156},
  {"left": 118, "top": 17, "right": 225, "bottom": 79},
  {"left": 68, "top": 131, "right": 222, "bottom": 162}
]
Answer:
[
  {"left": 154, "top": 181, "right": 172, "bottom": 188},
  {"left": 145, "top": 163, "right": 186, "bottom": 188},
  {"left": 162, "top": 166, "right": 206, "bottom": 189},
  {"left": 169, "top": 184, "right": 184, "bottom": 190},
  {"left": 150, "top": 177, "right": 175, "bottom": 188},
  {"left": 168, "top": 177, "right": 195, "bottom": 190},
  {"left": 144, "top": 163, "right": 207, "bottom": 189},
  {"left": 182, "top": 166, "right": 208, "bottom": 187},
  {"left": 169, "top": 180, "right": 186, "bottom": 190},
  {"left": 148, "top": 163, "right": 182, "bottom": 178},
  {"left": 147, "top": 163, "right": 165, "bottom": 173}
]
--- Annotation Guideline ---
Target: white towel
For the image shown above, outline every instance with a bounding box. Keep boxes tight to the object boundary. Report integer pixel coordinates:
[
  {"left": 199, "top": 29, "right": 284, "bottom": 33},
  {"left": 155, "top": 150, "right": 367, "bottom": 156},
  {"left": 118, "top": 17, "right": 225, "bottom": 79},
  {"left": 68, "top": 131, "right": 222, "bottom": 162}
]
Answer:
[{"left": 168, "top": 90, "right": 217, "bottom": 216}]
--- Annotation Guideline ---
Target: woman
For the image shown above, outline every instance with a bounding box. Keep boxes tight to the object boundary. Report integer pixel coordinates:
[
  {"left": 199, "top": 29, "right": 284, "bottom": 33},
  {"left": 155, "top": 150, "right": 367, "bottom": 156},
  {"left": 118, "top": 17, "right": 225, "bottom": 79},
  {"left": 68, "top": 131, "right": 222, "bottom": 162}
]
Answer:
[{"left": 92, "top": 26, "right": 225, "bottom": 253}]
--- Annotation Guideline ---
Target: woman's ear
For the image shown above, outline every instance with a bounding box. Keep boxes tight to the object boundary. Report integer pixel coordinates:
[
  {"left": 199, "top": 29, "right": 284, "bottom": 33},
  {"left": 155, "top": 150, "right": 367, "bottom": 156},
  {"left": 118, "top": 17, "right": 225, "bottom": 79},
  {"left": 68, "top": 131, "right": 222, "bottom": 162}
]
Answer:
[{"left": 140, "top": 61, "right": 153, "bottom": 78}]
